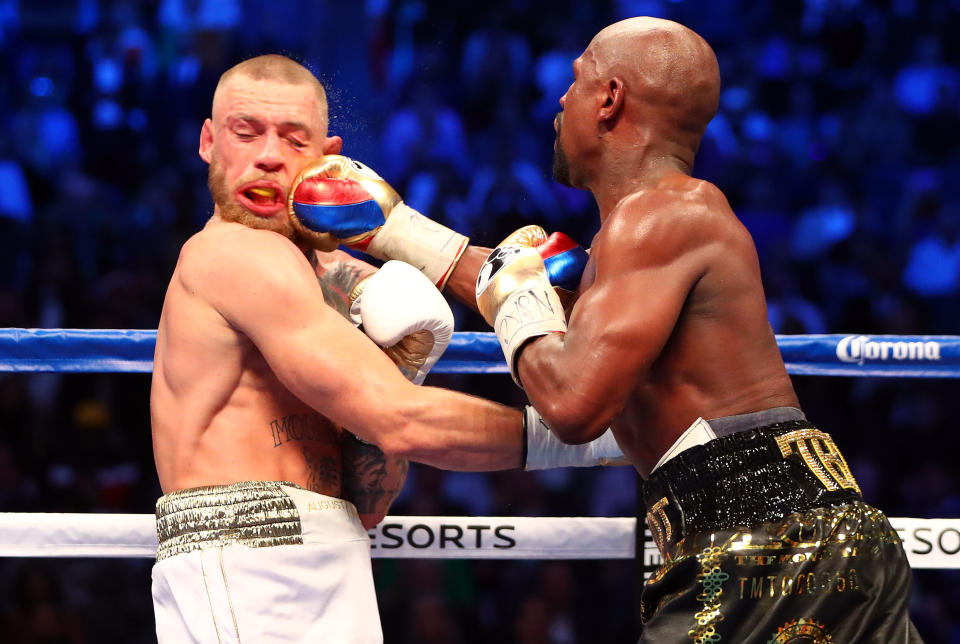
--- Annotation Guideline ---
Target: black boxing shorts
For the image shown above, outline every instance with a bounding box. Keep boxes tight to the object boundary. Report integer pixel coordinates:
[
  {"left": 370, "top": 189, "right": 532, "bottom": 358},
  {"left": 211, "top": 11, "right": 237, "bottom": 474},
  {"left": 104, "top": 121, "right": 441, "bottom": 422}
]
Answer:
[{"left": 638, "top": 409, "right": 923, "bottom": 643}]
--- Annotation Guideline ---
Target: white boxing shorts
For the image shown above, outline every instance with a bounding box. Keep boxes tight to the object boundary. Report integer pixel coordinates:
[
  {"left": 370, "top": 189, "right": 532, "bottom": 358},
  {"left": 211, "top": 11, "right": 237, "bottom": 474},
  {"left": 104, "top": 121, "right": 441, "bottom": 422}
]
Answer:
[{"left": 151, "top": 481, "right": 381, "bottom": 643}]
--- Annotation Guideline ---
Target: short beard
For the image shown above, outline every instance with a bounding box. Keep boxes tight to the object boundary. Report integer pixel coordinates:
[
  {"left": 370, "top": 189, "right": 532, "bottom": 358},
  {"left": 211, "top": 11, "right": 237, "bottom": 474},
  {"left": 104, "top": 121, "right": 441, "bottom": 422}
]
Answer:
[
  {"left": 552, "top": 138, "right": 573, "bottom": 187},
  {"left": 551, "top": 112, "right": 573, "bottom": 187},
  {"left": 208, "top": 157, "right": 295, "bottom": 239}
]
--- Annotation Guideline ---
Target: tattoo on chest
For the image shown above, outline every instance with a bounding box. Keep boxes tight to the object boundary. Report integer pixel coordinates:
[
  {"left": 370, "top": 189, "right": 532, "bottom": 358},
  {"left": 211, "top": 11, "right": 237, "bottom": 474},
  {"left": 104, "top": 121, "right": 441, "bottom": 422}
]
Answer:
[
  {"left": 269, "top": 413, "right": 330, "bottom": 447},
  {"left": 316, "top": 261, "right": 366, "bottom": 319},
  {"left": 301, "top": 447, "right": 340, "bottom": 493}
]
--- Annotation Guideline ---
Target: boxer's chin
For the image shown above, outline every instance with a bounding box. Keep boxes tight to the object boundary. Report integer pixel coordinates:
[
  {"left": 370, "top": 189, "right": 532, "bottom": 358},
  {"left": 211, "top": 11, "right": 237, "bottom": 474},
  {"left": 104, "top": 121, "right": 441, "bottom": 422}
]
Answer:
[
  {"left": 208, "top": 162, "right": 295, "bottom": 239},
  {"left": 552, "top": 139, "right": 574, "bottom": 188},
  {"left": 219, "top": 201, "right": 295, "bottom": 239}
]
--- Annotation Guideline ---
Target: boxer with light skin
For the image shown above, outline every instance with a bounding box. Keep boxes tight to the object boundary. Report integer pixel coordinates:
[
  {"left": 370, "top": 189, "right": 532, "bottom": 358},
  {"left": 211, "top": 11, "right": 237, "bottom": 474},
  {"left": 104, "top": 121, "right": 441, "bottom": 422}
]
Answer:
[
  {"left": 153, "top": 56, "right": 524, "bottom": 514},
  {"left": 149, "top": 55, "right": 532, "bottom": 644},
  {"left": 300, "top": 18, "right": 920, "bottom": 643}
]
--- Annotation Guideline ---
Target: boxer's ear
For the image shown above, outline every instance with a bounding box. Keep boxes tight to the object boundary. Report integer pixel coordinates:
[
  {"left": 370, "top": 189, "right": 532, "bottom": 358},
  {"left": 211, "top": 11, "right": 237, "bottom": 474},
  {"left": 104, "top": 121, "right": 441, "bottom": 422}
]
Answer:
[
  {"left": 598, "top": 77, "right": 624, "bottom": 123},
  {"left": 322, "top": 135, "right": 343, "bottom": 155},
  {"left": 199, "top": 118, "right": 214, "bottom": 164}
]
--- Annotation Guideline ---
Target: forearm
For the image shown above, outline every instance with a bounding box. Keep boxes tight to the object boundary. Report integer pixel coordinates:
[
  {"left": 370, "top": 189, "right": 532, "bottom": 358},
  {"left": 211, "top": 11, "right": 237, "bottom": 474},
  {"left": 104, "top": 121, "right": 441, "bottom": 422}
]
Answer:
[
  {"left": 517, "top": 333, "right": 612, "bottom": 443},
  {"left": 373, "top": 385, "right": 523, "bottom": 471},
  {"left": 442, "top": 245, "right": 491, "bottom": 312}
]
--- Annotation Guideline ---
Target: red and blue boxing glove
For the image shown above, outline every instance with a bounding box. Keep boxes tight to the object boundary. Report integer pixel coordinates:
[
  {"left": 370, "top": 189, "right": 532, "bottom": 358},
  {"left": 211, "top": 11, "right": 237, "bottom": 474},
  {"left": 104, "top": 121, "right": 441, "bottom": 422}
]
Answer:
[
  {"left": 496, "top": 224, "right": 589, "bottom": 293},
  {"left": 476, "top": 225, "right": 588, "bottom": 386},
  {"left": 537, "top": 232, "right": 589, "bottom": 295},
  {"left": 288, "top": 155, "right": 469, "bottom": 290}
]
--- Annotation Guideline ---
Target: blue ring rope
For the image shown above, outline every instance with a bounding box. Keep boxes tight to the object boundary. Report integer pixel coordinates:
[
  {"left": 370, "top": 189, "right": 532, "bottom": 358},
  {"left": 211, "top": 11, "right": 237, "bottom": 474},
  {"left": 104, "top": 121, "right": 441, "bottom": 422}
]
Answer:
[{"left": 0, "top": 329, "right": 958, "bottom": 377}]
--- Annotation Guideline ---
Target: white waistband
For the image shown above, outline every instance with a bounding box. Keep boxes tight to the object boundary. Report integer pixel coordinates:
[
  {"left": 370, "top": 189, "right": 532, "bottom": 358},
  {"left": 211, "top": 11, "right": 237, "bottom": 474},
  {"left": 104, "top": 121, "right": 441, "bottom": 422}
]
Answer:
[
  {"left": 280, "top": 485, "right": 369, "bottom": 545},
  {"left": 651, "top": 407, "right": 807, "bottom": 473},
  {"left": 651, "top": 417, "right": 716, "bottom": 473}
]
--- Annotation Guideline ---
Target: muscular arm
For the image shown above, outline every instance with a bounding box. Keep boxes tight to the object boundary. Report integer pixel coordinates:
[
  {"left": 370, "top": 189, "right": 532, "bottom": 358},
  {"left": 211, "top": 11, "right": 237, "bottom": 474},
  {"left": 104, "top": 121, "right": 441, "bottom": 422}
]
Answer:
[
  {"left": 517, "top": 200, "right": 704, "bottom": 443},
  {"left": 204, "top": 230, "right": 522, "bottom": 470},
  {"left": 341, "top": 434, "right": 408, "bottom": 529}
]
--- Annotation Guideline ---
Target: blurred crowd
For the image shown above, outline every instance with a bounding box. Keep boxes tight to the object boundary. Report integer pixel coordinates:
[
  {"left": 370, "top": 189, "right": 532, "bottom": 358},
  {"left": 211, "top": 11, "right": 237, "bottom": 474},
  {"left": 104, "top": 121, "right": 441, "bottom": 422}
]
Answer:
[{"left": 0, "top": 0, "right": 957, "bottom": 641}]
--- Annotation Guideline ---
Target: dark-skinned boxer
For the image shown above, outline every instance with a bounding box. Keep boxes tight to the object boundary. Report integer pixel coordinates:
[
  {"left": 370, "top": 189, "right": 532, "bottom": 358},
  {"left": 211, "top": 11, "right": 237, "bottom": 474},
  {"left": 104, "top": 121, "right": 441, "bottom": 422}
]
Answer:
[{"left": 292, "top": 18, "right": 921, "bottom": 643}]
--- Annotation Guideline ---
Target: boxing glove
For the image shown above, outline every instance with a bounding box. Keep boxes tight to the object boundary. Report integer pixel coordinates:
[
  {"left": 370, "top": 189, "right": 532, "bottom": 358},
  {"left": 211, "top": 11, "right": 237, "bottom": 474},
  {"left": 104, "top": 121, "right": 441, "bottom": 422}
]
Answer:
[
  {"left": 289, "top": 155, "right": 469, "bottom": 290},
  {"left": 350, "top": 260, "right": 454, "bottom": 384},
  {"left": 500, "top": 225, "right": 589, "bottom": 294},
  {"left": 475, "top": 226, "right": 586, "bottom": 385}
]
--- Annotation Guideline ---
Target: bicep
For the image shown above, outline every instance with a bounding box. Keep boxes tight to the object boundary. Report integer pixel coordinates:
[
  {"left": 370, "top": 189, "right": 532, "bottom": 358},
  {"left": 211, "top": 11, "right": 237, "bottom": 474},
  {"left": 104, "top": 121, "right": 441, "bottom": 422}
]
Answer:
[
  {"left": 564, "top": 259, "right": 691, "bottom": 391},
  {"left": 519, "top": 232, "right": 697, "bottom": 435},
  {"left": 255, "top": 294, "right": 415, "bottom": 434}
]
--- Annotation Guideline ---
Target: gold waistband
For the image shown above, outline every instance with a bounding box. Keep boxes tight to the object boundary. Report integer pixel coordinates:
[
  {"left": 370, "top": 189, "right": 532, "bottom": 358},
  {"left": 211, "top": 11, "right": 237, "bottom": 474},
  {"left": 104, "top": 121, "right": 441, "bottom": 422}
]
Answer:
[{"left": 155, "top": 481, "right": 306, "bottom": 561}]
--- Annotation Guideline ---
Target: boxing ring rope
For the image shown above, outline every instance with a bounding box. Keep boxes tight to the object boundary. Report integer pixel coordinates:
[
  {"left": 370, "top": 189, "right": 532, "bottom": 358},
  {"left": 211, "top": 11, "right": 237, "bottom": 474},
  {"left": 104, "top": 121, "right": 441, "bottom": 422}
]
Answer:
[
  {"left": 0, "top": 328, "right": 959, "bottom": 572},
  {"left": 2, "top": 328, "right": 959, "bottom": 377}
]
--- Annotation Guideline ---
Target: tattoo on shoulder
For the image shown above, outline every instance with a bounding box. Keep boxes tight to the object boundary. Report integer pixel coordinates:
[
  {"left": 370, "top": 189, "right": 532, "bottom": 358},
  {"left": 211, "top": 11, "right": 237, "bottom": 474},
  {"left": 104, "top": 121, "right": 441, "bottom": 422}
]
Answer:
[{"left": 316, "top": 261, "right": 367, "bottom": 319}]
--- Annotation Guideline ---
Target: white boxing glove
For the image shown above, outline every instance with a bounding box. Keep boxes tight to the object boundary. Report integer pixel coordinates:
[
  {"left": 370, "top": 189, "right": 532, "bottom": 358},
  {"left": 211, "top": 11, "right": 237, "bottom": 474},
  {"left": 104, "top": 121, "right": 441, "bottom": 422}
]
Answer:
[
  {"left": 350, "top": 260, "right": 454, "bottom": 384},
  {"left": 523, "top": 406, "right": 630, "bottom": 470}
]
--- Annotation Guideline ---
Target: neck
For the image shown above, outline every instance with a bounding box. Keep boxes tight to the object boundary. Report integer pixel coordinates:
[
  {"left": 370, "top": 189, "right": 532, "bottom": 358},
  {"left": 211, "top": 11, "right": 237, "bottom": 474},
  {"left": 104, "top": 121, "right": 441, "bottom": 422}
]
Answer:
[
  {"left": 585, "top": 128, "right": 696, "bottom": 221},
  {"left": 208, "top": 207, "right": 313, "bottom": 257}
]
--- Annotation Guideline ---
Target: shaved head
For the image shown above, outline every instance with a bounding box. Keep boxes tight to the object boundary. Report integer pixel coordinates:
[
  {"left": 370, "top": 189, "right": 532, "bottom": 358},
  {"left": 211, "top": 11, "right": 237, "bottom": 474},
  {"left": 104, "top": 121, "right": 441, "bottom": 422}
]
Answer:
[
  {"left": 552, "top": 17, "right": 721, "bottom": 191},
  {"left": 588, "top": 17, "right": 720, "bottom": 140},
  {"left": 212, "top": 55, "right": 329, "bottom": 130}
]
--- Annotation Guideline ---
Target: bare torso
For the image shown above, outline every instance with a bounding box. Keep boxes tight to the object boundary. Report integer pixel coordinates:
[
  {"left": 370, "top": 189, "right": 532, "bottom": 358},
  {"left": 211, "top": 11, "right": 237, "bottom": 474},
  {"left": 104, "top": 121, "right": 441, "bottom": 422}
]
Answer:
[
  {"left": 579, "top": 174, "right": 799, "bottom": 475},
  {"left": 151, "top": 220, "right": 349, "bottom": 495},
  {"left": 453, "top": 171, "right": 805, "bottom": 477}
]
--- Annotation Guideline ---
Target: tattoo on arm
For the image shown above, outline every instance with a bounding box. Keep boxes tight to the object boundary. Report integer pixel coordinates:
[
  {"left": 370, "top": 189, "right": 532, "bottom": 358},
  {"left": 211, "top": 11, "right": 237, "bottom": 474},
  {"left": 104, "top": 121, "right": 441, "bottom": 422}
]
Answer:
[
  {"left": 342, "top": 437, "right": 409, "bottom": 515},
  {"left": 313, "top": 255, "right": 372, "bottom": 319}
]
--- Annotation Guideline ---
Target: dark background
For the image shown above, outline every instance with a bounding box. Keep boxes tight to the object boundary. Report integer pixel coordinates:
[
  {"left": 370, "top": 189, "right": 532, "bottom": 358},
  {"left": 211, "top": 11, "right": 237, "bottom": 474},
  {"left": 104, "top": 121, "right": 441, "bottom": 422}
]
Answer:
[{"left": 0, "top": 0, "right": 957, "bottom": 641}]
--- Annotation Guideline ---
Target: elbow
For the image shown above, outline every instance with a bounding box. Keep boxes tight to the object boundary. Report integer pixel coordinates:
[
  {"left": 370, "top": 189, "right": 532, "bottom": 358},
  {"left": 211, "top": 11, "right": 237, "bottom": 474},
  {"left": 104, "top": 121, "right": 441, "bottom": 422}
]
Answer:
[
  {"left": 359, "top": 512, "right": 387, "bottom": 531},
  {"left": 350, "top": 394, "right": 422, "bottom": 458},
  {"left": 367, "top": 391, "right": 446, "bottom": 460},
  {"left": 535, "top": 397, "right": 610, "bottom": 445},
  {"left": 372, "top": 429, "right": 417, "bottom": 459},
  {"left": 369, "top": 414, "right": 424, "bottom": 460}
]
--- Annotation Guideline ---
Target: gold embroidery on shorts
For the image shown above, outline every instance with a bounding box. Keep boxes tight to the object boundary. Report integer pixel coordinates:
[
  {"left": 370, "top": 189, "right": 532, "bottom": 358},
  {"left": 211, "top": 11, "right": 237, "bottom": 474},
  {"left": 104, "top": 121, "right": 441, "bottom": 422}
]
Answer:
[
  {"left": 219, "top": 547, "right": 242, "bottom": 643},
  {"left": 768, "top": 618, "right": 833, "bottom": 643},
  {"left": 646, "top": 497, "right": 672, "bottom": 559},
  {"left": 200, "top": 552, "right": 224, "bottom": 644},
  {"left": 775, "top": 429, "right": 861, "bottom": 494},
  {"left": 689, "top": 544, "right": 729, "bottom": 643}
]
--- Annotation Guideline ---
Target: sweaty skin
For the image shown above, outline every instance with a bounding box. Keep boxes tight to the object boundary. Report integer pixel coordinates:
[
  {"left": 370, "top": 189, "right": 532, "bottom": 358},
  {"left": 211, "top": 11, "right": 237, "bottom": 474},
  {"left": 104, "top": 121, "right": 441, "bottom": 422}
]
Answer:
[
  {"left": 152, "top": 62, "right": 521, "bottom": 529},
  {"left": 447, "top": 18, "right": 798, "bottom": 477}
]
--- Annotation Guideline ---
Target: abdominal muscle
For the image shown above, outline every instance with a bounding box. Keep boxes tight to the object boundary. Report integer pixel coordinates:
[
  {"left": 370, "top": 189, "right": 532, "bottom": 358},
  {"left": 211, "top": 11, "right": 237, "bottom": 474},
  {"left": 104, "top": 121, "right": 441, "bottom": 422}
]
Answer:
[{"left": 151, "top": 328, "right": 344, "bottom": 497}]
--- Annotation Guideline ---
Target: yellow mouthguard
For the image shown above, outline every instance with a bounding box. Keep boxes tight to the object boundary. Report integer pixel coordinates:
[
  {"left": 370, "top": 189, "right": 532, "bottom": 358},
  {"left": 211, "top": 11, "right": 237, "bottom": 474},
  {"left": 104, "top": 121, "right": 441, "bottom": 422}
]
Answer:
[{"left": 248, "top": 187, "right": 276, "bottom": 198}]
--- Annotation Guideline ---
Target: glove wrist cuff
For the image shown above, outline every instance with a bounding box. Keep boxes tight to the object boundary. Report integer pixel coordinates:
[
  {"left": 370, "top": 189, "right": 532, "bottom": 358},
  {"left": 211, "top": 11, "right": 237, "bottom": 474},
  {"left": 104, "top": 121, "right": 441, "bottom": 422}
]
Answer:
[
  {"left": 523, "top": 406, "right": 629, "bottom": 470},
  {"left": 493, "top": 284, "right": 566, "bottom": 386},
  {"left": 365, "top": 203, "right": 470, "bottom": 290},
  {"left": 348, "top": 276, "right": 372, "bottom": 326}
]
